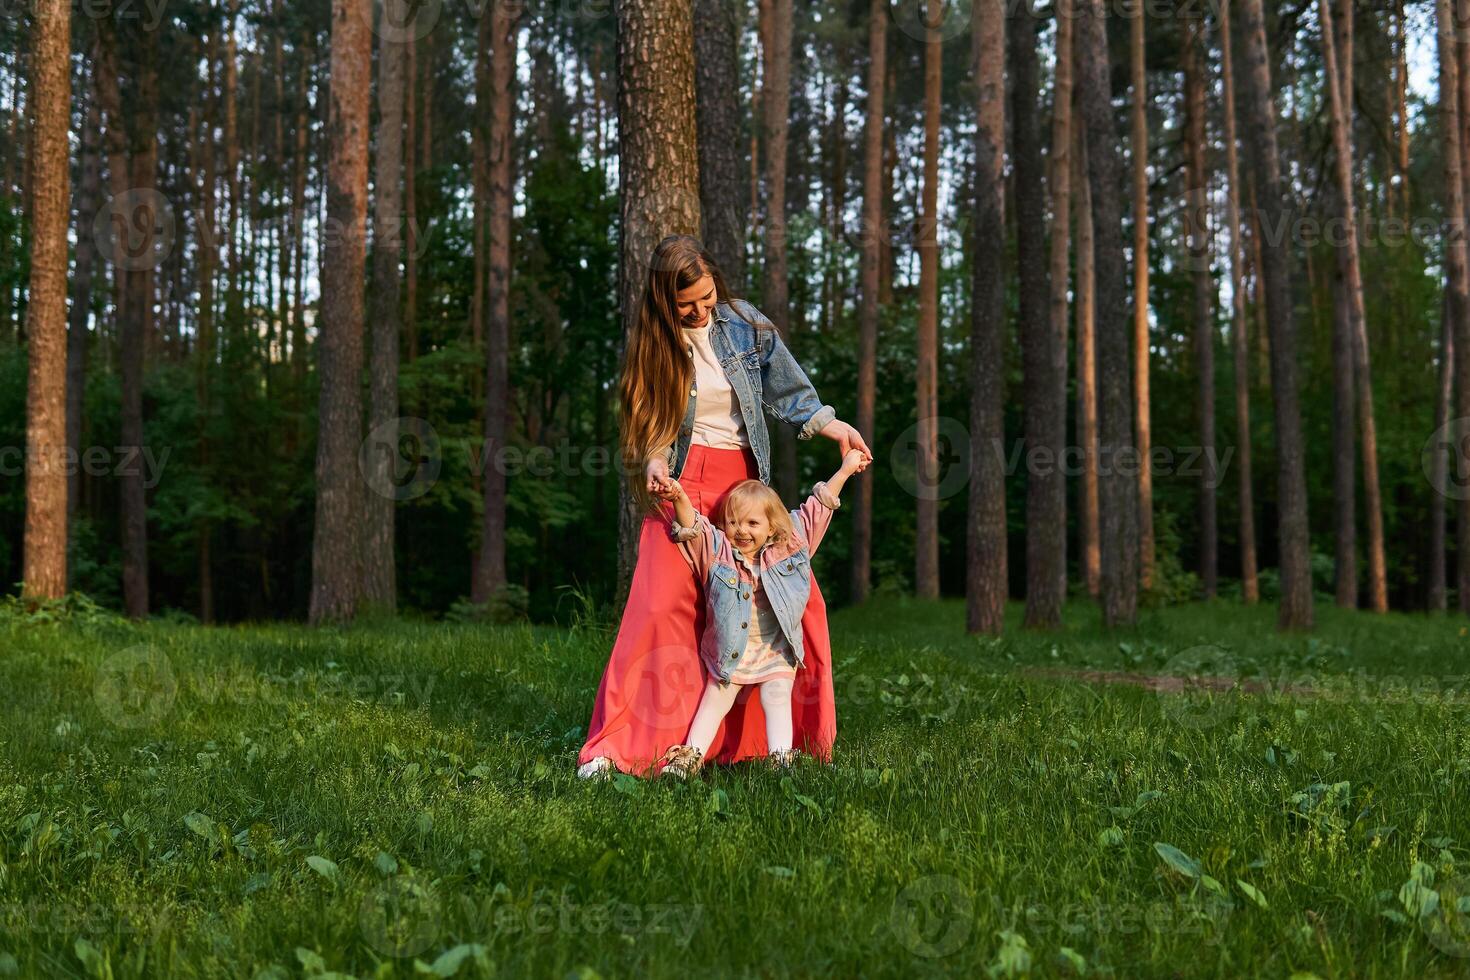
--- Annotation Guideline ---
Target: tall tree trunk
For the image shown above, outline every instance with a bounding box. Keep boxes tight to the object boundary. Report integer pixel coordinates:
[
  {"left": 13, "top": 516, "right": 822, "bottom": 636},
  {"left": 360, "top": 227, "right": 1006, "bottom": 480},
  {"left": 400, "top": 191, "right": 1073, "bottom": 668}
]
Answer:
[
  {"left": 853, "top": 0, "right": 886, "bottom": 606},
  {"left": 309, "top": 0, "right": 372, "bottom": 624},
  {"left": 21, "top": 0, "right": 70, "bottom": 602},
  {"left": 1459, "top": 0, "right": 1470, "bottom": 616},
  {"left": 291, "top": 43, "right": 309, "bottom": 382},
  {"left": 1183, "top": 13, "right": 1216, "bottom": 598},
  {"left": 915, "top": 0, "right": 942, "bottom": 599},
  {"left": 1074, "top": 96, "right": 1100, "bottom": 599},
  {"left": 1431, "top": 294, "right": 1454, "bottom": 614},
  {"left": 1325, "top": 0, "right": 1357, "bottom": 608},
  {"left": 1238, "top": 0, "right": 1314, "bottom": 630},
  {"left": 195, "top": 33, "right": 219, "bottom": 625},
  {"left": 67, "top": 76, "right": 102, "bottom": 540},
  {"left": 613, "top": 0, "right": 703, "bottom": 600},
  {"left": 473, "top": 0, "right": 519, "bottom": 604},
  {"left": 404, "top": 34, "right": 418, "bottom": 367},
  {"left": 1320, "top": 0, "right": 1387, "bottom": 613},
  {"left": 1011, "top": 7, "right": 1061, "bottom": 627},
  {"left": 693, "top": 0, "right": 745, "bottom": 287},
  {"left": 362, "top": 0, "right": 409, "bottom": 613},
  {"left": 1047, "top": 0, "right": 1073, "bottom": 604},
  {"left": 1218, "top": 0, "right": 1258, "bottom": 603},
  {"left": 762, "top": 0, "right": 798, "bottom": 501},
  {"left": 1078, "top": 0, "right": 1139, "bottom": 626},
  {"left": 1130, "top": 0, "right": 1154, "bottom": 592},
  {"left": 116, "top": 26, "right": 159, "bottom": 622},
  {"left": 967, "top": 0, "right": 1007, "bottom": 634},
  {"left": 1394, "top": 0, "right": 1409, "bottom": 219}
]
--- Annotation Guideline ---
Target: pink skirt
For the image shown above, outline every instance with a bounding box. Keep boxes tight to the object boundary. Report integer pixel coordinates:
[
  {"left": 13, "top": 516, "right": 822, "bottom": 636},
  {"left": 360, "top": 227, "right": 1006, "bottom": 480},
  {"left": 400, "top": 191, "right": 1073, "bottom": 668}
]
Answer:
[{"left": 577, "top": 445, "right": 837, "bottom": 774}]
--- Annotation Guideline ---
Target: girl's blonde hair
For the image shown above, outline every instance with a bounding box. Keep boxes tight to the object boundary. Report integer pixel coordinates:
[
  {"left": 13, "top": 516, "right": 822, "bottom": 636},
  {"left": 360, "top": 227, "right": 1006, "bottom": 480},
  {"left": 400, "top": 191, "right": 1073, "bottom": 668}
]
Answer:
[
  {"left": 618, "top": 235, "right": 762, "bottom": 511},
  {"left": 718, "top": 480, "right": 796, "bottom": 547}
]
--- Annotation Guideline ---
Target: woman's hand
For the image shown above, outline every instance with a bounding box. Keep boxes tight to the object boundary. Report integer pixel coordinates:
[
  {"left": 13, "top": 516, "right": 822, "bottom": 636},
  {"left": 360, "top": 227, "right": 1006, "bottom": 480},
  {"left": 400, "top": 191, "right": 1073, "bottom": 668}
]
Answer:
[
  {"left": 645, "top": 456, "right": 672, "bottom": 496},
  {"left": 840, "top": 448, "right": 870, "bottom": 476},
  {"left": 819, "top": 419, "right": 874, "bottom": 464},
  {"left": 651, "top": 478, "right": 686, "bottom": 502}
]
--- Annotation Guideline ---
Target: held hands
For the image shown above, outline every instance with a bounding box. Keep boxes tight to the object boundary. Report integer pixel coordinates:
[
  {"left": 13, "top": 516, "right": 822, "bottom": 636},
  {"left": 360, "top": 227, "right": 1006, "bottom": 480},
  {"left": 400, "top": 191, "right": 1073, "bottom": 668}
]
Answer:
[
  {"left": 645, "top": 456, "right": 674, "bottom": 496},
  {"left": 820, "top": 419, "right": 874, "bottom": 468},
  {"left": 840, "top": 448, "right": 871, "bottom": 476},
  {"left": 650, "top": 475, "right": 686, "bottom": 503}
]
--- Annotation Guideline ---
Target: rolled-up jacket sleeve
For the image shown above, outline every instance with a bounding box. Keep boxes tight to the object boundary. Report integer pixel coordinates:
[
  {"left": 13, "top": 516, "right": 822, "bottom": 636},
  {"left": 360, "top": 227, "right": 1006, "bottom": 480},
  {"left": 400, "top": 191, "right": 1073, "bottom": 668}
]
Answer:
[
  {"left": 793, "top": 481, "right": 842, "bottom": 556},
  {"left": 735, "top": 300, "right": 837, "bottom": 440},
  {"left": 670, "top": 511, "right": 717, "bottom": 579}
]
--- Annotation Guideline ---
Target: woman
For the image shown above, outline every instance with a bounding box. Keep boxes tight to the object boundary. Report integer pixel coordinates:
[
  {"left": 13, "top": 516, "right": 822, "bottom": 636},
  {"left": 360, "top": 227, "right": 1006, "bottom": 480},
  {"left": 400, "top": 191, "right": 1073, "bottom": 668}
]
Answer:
[{"left": 577, "top": 235, "right": 872, "bottom": 777}]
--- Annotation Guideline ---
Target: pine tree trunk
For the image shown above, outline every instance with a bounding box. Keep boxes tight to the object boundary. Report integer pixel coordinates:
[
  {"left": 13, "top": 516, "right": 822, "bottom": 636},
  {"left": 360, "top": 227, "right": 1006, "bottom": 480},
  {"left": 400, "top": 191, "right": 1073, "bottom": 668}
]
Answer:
[
  {"left": 852, "top": 0, "right": 886, "bottom": 606},
  {"left": 613, "top": 0, "right": 703, "bottom": 601},
  {"left": 762, "top": 0, "right": 798, "bottom": 501},
  {"left": 1011, "top": 8, "right": 1061, "bottom": 627},
  {"left": 1237, "top": 0, "right": 1314, "bottom": 630},
  {"left": 1183, "top": 13, "right": 1216, "bottom": 598},
  {"left": 1078, "top": 0, "right": 1139, "bottom": 627},
  {"left": 693, "top": 0, "right": 745, "bottom": 288},
  {"left": 1430, "top": 292, "right": 1454, "bottom": 614},
  {"left": 1218, "top": 0, "right": 1259, "bottom": 603},
  {"left": 1074, "top": 96, "right": 1100, "bottom": 600},
  {"left": 1325, "top": 0, "right": 1357, "bottom": 609},
  {"left": 473, "top": 0, "right": 519, "bottom": 604},
  {"left": 1130, "top": 0, "right": 1154, "bottom": 593},
  {"left": 67, "top": 74, "right": 101, "bottom": 539},
  {"left": 405, "top": 35, "right": 418, "bottom": 367},
  {"left": 362, "top": 0, "right": 409, "bottom": 614},
  {"left": 21, "top": 0, "right": 70, "bottom": 602},
  {"left": 1459, "top": 0, "right": 1470, "bottom": 616},
  {"left": 915, "top": 0, "right": 942, "bottom": 600},
  {"left": 1320, "top": 0, "right": 1387, "bottom": 612},
  {"left": 309, "top": 0, "right": 372, "bottom": 624},
  {"left": 291, "top": 43, "right": 309, "bottom": 382},
  {"left": 1047, "top": 0, "right": 1073, "bottom": 604},
  {"left": 967, "top": 0, "right": 1008, "bottom": 634},
  {"left": 195, "top": 34, "right": 219, "bottom": 625}
]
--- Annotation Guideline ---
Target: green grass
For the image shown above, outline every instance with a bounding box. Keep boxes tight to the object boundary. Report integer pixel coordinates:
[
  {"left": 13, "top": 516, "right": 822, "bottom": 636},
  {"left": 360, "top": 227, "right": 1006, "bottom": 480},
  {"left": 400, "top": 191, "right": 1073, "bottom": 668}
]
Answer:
[{"left": 0, "top": 596, "right": 1468, "bottom": 978}]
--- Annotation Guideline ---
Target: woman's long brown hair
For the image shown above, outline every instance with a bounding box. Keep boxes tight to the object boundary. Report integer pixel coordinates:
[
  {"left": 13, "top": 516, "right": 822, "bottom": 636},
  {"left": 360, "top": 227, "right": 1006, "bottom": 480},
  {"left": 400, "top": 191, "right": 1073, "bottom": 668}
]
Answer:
[{"left": 619, "top": 235, "right": 733, "bottom": 509}]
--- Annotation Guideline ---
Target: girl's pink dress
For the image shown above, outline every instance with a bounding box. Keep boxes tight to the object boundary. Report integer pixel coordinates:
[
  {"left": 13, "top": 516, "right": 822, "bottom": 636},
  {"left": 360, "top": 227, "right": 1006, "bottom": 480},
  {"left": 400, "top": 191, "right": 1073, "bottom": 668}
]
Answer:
[{"left": 577, "top": 445, "right": 837, "bottom": 774}]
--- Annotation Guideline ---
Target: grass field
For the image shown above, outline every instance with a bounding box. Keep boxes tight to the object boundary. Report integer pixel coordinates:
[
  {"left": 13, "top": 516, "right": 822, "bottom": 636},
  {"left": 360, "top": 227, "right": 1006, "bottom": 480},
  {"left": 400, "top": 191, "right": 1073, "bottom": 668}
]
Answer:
[{"left": 0, "top": 595, "right": 1468, "bottom": 978}]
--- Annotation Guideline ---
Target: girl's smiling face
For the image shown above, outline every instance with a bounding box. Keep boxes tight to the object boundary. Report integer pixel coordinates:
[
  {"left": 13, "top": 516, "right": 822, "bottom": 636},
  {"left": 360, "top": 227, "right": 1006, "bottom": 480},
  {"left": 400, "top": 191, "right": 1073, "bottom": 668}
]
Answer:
[
  {"left": 722, "top": 503, "right": 771, "bottom": 558},
  {"left": 675, "top": 274, "right": 718, "bottom": 329}
]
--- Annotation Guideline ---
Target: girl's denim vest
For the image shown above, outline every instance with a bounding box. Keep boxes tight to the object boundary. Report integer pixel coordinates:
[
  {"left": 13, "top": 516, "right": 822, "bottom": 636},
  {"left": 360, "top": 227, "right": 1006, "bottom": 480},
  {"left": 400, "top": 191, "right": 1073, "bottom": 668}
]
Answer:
[
  {"left": 661, "top": 299, "right": 835, "bottom": 486},
  {"left": 671, "top": 485, "right": 840, "bottom": 683}
]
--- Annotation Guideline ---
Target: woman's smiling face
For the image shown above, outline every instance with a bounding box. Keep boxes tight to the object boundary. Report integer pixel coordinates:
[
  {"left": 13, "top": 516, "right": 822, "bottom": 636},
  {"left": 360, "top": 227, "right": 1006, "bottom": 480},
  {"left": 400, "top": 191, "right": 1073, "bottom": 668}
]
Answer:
[{"left": 675, "top": 274, "right": 718, "bottom": 328}]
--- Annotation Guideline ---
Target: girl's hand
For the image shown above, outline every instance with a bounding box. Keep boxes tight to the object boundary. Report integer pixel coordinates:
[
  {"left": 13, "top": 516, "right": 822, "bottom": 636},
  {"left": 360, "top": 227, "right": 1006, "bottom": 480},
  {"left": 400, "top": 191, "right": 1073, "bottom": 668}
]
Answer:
[
  {"left": 645, "top": 456, "right": 671, "bottom": 495},
  {"left": 820, "top": 419, "right": 874, "bottom": 466},
  {"left": 651, "top": 478, "right": 685, "bottom": 502},
  {"left": 842, "top": 448, "right": 870, "bottom": 475}
]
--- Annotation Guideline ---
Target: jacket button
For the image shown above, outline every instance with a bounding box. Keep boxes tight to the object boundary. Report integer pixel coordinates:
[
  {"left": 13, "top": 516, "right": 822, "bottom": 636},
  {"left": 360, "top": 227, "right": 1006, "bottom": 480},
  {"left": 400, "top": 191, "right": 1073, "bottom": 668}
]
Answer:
[
  {"left": 741, "top": 622, "right": 748, "bottom": 629},
  {"left": 689, "top": 387, "right": 697, "bottom": 396},
  {"left": 742, "top": 591, "right": 750, "bottom": 599},
  {"left": 786, "top": 563, "right": 794, "bottom": 571}
]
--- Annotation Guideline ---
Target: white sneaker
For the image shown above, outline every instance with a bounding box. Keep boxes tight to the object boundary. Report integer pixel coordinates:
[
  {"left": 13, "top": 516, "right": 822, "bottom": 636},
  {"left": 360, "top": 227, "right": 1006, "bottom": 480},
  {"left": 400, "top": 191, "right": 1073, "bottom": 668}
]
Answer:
[{"left": 577, "top": 756, "right": 615, "bottom": 780}]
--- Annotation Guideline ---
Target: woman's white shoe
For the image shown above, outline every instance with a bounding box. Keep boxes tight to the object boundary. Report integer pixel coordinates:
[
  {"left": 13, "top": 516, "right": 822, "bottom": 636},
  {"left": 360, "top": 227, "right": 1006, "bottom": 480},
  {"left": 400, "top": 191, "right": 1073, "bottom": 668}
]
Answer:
[{"left": 576, "top": 756, "right": 615, "bottom": 780}]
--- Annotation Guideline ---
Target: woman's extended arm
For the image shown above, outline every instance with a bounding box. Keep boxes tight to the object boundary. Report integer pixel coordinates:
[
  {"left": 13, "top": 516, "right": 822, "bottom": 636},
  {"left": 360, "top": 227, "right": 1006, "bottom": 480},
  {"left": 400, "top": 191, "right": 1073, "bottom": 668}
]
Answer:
[{"left": 731, "top": 299, "right": 875, "bottom": 460}]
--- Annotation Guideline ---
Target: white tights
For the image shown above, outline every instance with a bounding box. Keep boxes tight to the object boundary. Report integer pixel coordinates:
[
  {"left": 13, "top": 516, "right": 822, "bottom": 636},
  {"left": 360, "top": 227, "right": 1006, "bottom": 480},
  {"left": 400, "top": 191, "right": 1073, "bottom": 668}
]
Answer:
[{"left": 684, "top": 675, "right": 794, "bottom": 756}]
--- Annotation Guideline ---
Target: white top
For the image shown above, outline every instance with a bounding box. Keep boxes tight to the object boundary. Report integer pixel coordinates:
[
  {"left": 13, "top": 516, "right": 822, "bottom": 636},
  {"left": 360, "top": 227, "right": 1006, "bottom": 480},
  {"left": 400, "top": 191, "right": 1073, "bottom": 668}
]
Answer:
[{"left": 681, "top": 320, "right": 747, "bottom": 450}]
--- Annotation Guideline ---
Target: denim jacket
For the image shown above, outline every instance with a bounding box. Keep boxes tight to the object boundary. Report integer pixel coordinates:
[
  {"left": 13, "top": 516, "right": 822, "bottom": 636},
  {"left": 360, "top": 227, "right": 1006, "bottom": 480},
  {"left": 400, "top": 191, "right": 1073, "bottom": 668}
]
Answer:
[
  {"left": 660, "top": 298, "right": 836, "bottom": 486},
  {"left": 669, "top": 482, "right": 841, "bottom": 684}
]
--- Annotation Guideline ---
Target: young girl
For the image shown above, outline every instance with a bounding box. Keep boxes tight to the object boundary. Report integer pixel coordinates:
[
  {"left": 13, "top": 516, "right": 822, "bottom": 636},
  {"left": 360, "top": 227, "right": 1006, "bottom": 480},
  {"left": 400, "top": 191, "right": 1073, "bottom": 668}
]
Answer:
[{"left": 649, "top": 448, "right": 869, "bottom": 778}]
